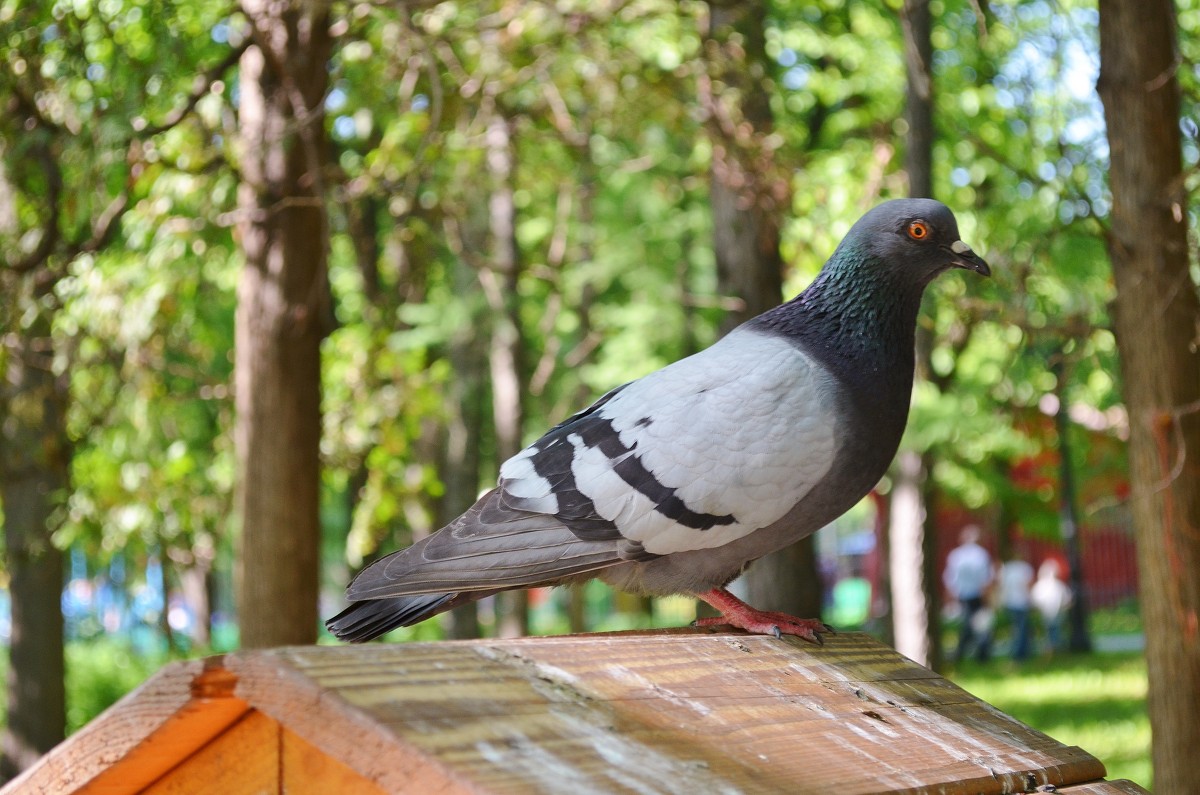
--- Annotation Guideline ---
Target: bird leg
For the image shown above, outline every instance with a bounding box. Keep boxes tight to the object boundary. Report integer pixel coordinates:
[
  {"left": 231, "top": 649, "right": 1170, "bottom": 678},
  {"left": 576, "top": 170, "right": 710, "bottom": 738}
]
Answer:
[{"left": 693, "top": 587, "right": 835, "bottom": 644}]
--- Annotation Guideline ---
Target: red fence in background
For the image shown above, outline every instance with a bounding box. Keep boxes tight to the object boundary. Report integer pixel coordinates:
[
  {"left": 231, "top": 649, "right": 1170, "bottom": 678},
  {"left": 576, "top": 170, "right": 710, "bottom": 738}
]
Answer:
[{"left": 932, "top": 504, "right": 1138, "bottom": 609}]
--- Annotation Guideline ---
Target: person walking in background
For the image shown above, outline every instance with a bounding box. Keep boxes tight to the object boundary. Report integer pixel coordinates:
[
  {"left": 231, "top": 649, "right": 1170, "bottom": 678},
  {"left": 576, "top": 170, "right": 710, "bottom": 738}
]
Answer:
[
  {"left": 1031, "top": 558, "right": 1073, "bottom": 654},
  {"left": 944, "top": 525, "right": 994, "bottom": 663},
  {"left": 997, "top": 548, "right": 1035, "bottom": 662}
]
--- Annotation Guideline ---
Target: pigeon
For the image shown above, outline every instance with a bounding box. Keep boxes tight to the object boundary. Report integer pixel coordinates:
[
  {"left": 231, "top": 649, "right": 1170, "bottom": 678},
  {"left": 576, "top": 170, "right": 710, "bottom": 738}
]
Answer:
[{"left": 327, "top": 198, "right": 989, "bottom": 643}]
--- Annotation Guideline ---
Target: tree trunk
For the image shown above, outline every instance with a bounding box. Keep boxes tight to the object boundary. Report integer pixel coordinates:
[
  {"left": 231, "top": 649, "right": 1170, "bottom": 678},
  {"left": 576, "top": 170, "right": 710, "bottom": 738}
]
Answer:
[
  {"left": 440, "top": 258, "right": 488, "bottom": 640},
  {"left": 0, "top": 122, "right": 68, "bottom": 784},
  {"left": 234, "top": 0, "right": 332, "bottom": 649},
  {"left": 919, "top": 464, "right": 943, "bottom": 671},
  {"left": 901, "top": 0, "right": 934, "bottom": 200},
  {"left": 889, "top": 0, "right": 943, "bottom": 671},
  {"left": 482, "top": 111, "right": 529, "bottom": 637},
  {"left": 707, "top": 0, "right": 821, "bottom": 622},
  {"left": 566, "top": 151, "right": 599, "bottom": 634},
  {"left": 1097, "top": 2, "right": 1200, "bottom": 789},
  {"left": 0, "top": 317, "right": 68, "bottom": 780},
  {"left": 889, "top": 450, "right": 932, "bottom": 666},
  {"left": 178, "top": 557, "right": 212, "bottom": 648},
  {"left": 737, "top": 545, "right": 823, "bottom": 618},
  {"left": 869, "top": 490, "right": 894, "bottom": 645},
  {"left": 708, "top": 2, "right": 785, "bottom": 335},
  {"left": 1052, "top": 360, "right": 1093, "bottom": 653}
]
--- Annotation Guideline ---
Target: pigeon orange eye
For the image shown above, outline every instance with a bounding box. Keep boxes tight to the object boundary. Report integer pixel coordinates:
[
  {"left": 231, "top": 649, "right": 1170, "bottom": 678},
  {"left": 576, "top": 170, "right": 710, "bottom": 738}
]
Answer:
[{"left": 906, "top": 221, "right": 930, "bottom": 240}]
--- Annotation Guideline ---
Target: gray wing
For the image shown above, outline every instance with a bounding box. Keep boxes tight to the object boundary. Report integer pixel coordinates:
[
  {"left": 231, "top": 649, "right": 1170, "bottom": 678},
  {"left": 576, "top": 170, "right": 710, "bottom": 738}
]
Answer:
[
  {"left": 345, "top": 384, "right": 662, "bottom": 602},
  {"left": 344, "top": 485, "right": 647, "bottom": 601}
]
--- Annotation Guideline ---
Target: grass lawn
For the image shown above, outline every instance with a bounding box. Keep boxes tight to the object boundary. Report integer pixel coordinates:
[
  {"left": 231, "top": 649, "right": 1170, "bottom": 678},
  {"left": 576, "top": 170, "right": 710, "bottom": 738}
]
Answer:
[{"left": 949, "top": 652, "right": 1151, "bottom": 790}]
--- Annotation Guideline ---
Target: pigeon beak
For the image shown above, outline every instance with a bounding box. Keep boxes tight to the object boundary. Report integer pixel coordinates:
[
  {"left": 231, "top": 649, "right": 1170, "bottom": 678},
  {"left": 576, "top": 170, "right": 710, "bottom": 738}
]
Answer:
[{"left": 945, "top": 240, "right": 991, "bottom": 277}]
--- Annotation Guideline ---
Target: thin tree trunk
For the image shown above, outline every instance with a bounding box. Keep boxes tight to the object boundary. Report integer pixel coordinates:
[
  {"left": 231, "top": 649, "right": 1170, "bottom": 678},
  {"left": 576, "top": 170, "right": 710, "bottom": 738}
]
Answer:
[
  {"left": 1052, "top": 359, "right": 1092, "bottom": 653},
  {"left": 178, "top": 557, "right": 212, "bottom": 648},
  {"left": 567, "top": 152, "right": 599, "bottom": 633},
  {"left": 482, "top": 111, "right": 529, "bottom": 637},
  {"left": 157, "top": 553, "right": 178, "bottom": 655},
  {"left": 708, "top": 3, "right": 786, "bottom": 335},
  {"left": 1097, "top": 2, "right": 1200, "bottom": 788},
  {"left": 889, "top": 450, "right": 931, "bottom": 666},
  {"left": 870, "top": 490, "right": 894, "bottom": 645},
  {"left": 234, "top": 0, "right": 332, "bottom": 648},
  {"left": 486, "top": 113, "right": 525, "bottom": 464},
  {"left": 902, "top": 0, "right": 934, "bottom": 200},
  {"left": 889, "top": 0, "right": 942, "bottom": 671},
  {"left": 441, "top": 259, "right": 488, "bottom": 640},
  {"left": 737, "top": 546, "right": 823, "bottom": 618},
  {"left": 995, "top": 472, "right": 1016, "bottom": 563},
  {"left": 707, "top": 0, "right": 821, "bottom": 622},
  {"left": 0, "top": 321, "right": 67, "bottom": 778},
  {"left": 0, "top": 129, "right": 67, "bottom": 784},
  {"left": 919, "top": 462, "right": 943, "bottom": 671}
]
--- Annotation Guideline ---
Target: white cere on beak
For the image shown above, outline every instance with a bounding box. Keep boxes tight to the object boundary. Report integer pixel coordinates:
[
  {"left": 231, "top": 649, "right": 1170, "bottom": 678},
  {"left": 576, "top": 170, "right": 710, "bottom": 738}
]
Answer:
[{"left": 951, "top": 240, "right": 973, "bottom": 255}]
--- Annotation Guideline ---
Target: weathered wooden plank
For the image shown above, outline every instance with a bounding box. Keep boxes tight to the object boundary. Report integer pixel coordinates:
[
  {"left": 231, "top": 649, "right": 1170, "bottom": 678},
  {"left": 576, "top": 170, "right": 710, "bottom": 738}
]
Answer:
[
  {"left": 505, "top": 631, "right": 1104, "bottom": 794},
  {"left": 271, "top": 642, "right": 743, "bottom": 794},
  {"left": 270, "top": 631, "right": 1107, "bottom": 795}
]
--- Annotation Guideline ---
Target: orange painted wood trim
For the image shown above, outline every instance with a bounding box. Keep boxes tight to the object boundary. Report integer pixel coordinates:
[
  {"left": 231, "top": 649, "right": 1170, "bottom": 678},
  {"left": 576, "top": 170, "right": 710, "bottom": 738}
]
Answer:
[{"left": 140, "top": 710, "right": 278, "bottom": 795}]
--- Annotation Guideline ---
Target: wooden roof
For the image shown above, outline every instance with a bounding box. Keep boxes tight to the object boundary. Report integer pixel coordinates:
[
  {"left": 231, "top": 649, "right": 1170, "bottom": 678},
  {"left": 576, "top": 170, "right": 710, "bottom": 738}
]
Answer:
[{"left": 3, "top": 630, "right": 1147, "bottom": 794}]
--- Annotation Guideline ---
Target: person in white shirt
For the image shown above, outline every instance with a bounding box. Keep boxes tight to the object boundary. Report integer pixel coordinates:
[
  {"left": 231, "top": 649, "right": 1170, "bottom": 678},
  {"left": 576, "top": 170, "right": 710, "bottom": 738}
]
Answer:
[
  {"left": 944, "top": 525, "right": 994, "bottom": 663},
  {"left": 1031, "top": 559, "right": 1073, "bottom": 654},
  {"left": 997, "top": 549, "right": 1035, "bottom": 661}
]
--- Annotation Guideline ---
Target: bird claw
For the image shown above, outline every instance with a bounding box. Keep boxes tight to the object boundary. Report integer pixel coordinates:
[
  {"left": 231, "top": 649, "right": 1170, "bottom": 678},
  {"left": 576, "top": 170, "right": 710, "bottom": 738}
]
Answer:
[
  {"left": 693, "top": 588, "right": 834, "bottom": 644},
  {"left": 693, "top": 612, "right": 833, "bottom": 644}
]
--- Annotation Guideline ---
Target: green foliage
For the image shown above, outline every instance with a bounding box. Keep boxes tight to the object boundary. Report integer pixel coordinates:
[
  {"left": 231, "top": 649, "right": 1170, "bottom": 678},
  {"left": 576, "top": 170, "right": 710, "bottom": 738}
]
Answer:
[
  {"left": 0, "top": 6, "right": 246, "bottom": 696},
  {"left": 0, "top": 0, "right": 1161, "bottom": 649},
  {"left": 63, "top": 638, "right": 170, "bottom": 734},
  {"left": 0, "top": 638, "right": 171, "bottom": 735},
  {"left": 887, "top": 0, "right": 1124, "bottom": 535}
]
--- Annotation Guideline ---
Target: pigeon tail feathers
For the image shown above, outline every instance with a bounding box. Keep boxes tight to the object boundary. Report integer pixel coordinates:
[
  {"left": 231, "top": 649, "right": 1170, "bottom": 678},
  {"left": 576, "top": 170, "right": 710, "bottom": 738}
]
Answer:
[{"left": 326, "top": 592, "right": 461, "bottom": 642}]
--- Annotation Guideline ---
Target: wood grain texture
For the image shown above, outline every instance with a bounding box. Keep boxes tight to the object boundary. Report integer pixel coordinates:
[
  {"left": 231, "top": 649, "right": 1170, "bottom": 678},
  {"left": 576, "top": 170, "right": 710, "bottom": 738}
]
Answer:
[
  {"left": 2, "top": 630, "right": 1129, "bottom": 795},
  {"left": 281, "top": 723, "right": 390, "bottom": 795},
  {"left": 226, "top": 649, "right": 480, "bottom": 795},
  {"left": 267, "top": 630, "right": 1107, "bottom": 795}
]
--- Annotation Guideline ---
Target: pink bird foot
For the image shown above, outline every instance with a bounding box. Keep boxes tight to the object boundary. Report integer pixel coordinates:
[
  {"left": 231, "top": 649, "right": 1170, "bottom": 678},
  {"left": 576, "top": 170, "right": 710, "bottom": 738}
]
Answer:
[{"left": 693, "top": 587, "right": 835, "bottom": 644}]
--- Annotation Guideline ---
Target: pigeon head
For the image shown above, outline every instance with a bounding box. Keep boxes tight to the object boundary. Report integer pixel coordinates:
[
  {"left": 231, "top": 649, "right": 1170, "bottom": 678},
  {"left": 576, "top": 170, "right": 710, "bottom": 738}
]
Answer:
[
  {"left": 752, "top": 198, "right": 990, "bottom": 385},
  {"left": 841, "top": 198, "right": 990, "bottom": 283}
]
